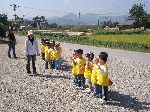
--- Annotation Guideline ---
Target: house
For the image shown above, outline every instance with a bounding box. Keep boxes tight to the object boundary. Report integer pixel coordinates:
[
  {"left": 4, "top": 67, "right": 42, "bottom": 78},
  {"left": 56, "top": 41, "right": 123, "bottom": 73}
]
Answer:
[{"left": 117, "top": 21, "right": 133, "bottom": 30}]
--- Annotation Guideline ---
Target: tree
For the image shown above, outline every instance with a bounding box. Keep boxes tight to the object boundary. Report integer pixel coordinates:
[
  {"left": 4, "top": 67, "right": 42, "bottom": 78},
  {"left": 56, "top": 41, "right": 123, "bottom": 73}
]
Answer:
[
  {"left": 32, "top": 16, "right": 48, "bottom": 29},
  {"left": 0, "top": 14, "right": 9, "bottom": 37},
  {"left": 32, "top": 16, "right": 40, "bottom": 28},
  {"left": 49, "top": 23, "right": 58, "bottom": 29},
  {"left": 129, "top": 3, "right": 150, "bottom": 29}
]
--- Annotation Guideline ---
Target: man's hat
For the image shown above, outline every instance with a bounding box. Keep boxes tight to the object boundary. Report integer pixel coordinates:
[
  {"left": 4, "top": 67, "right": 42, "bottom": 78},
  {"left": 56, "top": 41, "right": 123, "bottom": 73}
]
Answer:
[{"left": 27, "top": 30, "right": 34, "bottom": 36}]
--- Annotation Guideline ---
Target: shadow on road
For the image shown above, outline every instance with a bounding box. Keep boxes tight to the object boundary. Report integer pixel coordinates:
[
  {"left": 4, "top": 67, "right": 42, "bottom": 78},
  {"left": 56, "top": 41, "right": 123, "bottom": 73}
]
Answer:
[
  {"left": 17, "top": 56, "right": 26, "bottom": 60},
  {"left": 108, "top": 91, "right": 150, "bottom": 111},
  {"left": 39, "top": 74, "right": 71, "bottom": 80},
  {"left": 61, "top": 60, "right": 72, "bottom": 72},
  {"left": 29, "top": 73, "right": 41, "bottom": 77}
]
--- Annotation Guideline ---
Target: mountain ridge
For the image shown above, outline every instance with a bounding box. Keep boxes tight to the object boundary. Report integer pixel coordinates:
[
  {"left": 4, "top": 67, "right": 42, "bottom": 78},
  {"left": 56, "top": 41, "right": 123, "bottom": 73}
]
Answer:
[{"left": 47, "top": 13, "right": 128, "bottom": 25}]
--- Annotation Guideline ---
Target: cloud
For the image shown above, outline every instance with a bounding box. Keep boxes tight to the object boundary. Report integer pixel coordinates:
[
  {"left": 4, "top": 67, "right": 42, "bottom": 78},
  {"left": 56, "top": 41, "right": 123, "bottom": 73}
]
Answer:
[
  {"left": 64, "top": 0, "right": 70, "bottom": 3},
  {"left": 63, "top": 0, "right": 70, "bottom": 11}
]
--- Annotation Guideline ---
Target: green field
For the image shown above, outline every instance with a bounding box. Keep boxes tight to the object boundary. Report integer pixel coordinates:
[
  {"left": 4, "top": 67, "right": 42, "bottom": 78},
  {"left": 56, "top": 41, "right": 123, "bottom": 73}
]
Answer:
[{"left": 87, "top": 34, "right": 150, "bottom": 44}]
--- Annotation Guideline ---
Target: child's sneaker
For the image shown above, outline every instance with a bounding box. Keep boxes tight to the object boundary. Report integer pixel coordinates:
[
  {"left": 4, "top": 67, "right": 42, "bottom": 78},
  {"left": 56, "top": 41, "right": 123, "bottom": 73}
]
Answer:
[
  {"left": 8, "top": 55, "right": 11, "bottom": 58},
  {"left": 75, "top": 86, "right": 80, "bottom": 89},
  {"left": 72, "top": 83, "right": 77, "bottom": 87},
  {"left": 92, "top": 93, "right": 97, "bottom": 97},
  {"left": 100, "top": 99, "right": 107, "bottom": 104},
  {"left": 80, "top": 86, "right": 85, "bottom": 90},
  {"left": 86, "top": 88, "right": 91, "bottom": 94},
  {"left": 33, "top": 72, "right": 38, "bottom": 75}
]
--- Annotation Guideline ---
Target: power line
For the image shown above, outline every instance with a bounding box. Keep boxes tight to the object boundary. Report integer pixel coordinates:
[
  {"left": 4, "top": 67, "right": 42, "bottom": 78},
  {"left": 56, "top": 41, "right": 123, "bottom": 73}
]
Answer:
[
  {"left": 10, "top": 4, "right": 123, "bottom": 16},
  {"left": 87, "top": 13, "right": 121, "bottom": 16},
  {"left": 16, "top": 5, "right": 63, "bottom": 14},
  {"left": 10, "top": 4, "right": 20, "bottom": 11}
]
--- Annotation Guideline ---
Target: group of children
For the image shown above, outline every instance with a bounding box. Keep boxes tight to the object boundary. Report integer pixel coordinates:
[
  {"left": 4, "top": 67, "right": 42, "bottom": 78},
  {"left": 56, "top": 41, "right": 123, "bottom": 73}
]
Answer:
[
  {"left": 40, "top": 39, "right": 112, "bottom": 104},
  {"left": 40, "top": 39, "right": 62, "bottom": 70},
  {"left": 70, "top": 49, "right": 112, "bottom": 104}
]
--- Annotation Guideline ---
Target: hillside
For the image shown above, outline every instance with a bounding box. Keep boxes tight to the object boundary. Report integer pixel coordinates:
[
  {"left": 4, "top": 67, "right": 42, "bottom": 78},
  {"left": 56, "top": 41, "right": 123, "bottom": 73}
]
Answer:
[{"left": 47, "top": 13, "right": 128, "bottom": 25}]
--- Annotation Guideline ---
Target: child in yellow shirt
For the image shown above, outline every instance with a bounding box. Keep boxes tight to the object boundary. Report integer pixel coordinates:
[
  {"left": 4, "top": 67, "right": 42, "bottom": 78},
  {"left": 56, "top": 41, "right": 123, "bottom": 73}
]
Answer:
[
  {"left": 54, "top": 43, "right": 62, "bottom": 70},
  {"left": 49, "top": 40, "right": 55, "bottom": 69},
  {"left": 91, "top": 56, "right": 99, "bottom": 96},
  {"left": 84, "top": 52, "right": 94, "bottom": 93},
  {"left": 75, "top": 49, "right": 86, "bottom": 89},
  {"left": 45, "top": 41, "right": 51, "bottom": 69},
  {"left": 94, "top": 52, "right": 109, "bottom": 104},
  {"left": 40, "top": 39, "right": 46, "bottom": 60},
  {"left": 70, "top": 50, "right": 78, "bottom": 86}
]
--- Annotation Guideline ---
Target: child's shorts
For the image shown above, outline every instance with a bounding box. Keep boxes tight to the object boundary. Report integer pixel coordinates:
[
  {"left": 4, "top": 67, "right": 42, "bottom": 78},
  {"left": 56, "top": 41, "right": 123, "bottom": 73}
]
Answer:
[{"left": 85, "top": 78, "right": 91, "bottom": 86}]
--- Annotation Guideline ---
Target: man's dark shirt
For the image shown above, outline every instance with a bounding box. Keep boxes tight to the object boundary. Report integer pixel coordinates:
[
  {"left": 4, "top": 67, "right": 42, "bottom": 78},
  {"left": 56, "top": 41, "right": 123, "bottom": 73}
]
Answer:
[{"left": 8, "top": 34, "right": 16, "bottom": 44}]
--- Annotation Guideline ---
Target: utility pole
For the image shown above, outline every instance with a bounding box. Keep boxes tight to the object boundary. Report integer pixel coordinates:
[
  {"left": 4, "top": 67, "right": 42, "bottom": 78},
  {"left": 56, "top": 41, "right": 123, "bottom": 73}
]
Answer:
[
  {"left": 98, "top": 19, "right": 100, "bottom": 30},
  {"left": 78, "top": 10, "right": 81, "bottom": 32},
  {"left": 10, "top": 4, "right": 20, "bottom": 21},
  {"left": 10, "top": 4, "right": 20, "bottom": 30}
]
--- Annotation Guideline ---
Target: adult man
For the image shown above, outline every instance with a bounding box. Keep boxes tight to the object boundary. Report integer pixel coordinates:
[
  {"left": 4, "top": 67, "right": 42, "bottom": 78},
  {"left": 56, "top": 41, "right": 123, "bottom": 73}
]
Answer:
[
  {"left": 7, "top": 29, "right": 17, "bottom": 58},
  {"left": 25, "top": 30, "right": 39, "bottom": 74}
]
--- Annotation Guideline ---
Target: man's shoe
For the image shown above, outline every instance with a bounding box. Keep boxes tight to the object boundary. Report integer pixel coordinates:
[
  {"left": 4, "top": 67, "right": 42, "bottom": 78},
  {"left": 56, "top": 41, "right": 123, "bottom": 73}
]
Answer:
[
  {"left": 27, "top": 71, "right": 31, "bottom": 74},
  {"left": 33, "top": 72, "right": 37, "bottom": 75},
  {"left": 100, "top": 99, "right": 107, "bottom": 104},
  {"left": 14, "top": 56, "right": 18, "bottom": 59}
]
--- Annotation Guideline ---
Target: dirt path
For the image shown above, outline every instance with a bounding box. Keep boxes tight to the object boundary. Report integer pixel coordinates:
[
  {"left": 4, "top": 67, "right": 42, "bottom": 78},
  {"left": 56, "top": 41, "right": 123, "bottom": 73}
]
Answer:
[
  {"left": 61, "top": 42, "right": 150, "bottom": 65},
  {"left": 0, "top": 36, "right": 150, "bottom": 112},
  {"left": 16, "top": 35, "right": 150, "bottom": 64}
]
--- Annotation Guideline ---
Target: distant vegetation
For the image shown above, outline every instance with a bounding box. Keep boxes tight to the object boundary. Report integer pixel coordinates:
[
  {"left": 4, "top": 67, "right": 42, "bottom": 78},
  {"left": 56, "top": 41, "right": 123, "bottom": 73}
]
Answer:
[
  {"left": 95, "top": 29, "right": 144, "bottom": 35},
  {"left": 0, "top": 14, "right": 10, "bottom": 37},
  {"left": 28, "top": 31, "right": 150, "bottom": 53},
  {"left": 129, "top": 3, "right": 150, "bottom": 29},
  {"left": 87, "top": 34, "right": 150, "bottom": 45}
]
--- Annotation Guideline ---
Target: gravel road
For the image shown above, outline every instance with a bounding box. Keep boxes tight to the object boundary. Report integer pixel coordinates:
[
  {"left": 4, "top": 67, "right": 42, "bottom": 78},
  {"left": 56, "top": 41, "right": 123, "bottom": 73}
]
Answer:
[{"left": 0, "top": 36, "right": 150, "bottom": 112}]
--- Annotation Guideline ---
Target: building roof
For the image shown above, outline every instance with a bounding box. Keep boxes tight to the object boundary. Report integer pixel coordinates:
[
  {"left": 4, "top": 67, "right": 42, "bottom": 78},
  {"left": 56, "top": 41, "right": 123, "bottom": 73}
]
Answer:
[{"left": 117, "top": 21, "right": 133, "bottom": 26}]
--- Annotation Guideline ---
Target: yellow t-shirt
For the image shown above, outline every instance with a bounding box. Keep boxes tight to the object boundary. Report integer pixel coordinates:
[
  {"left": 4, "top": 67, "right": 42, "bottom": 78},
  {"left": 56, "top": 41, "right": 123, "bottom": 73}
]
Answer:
[
  {"left": 40, "top": 44, "right": 45, "bottom": 53},
  {"left": 45, "top": 48, "right": 54, "bottom": 61},
  {"left": 84, "top": 61, "right": 94, "bottom": 79},
  {"left": 91, "top": 64, "right": 99, "bottom": 84},
  {"left": 75, "top": 57, "right": 85, "bottom": 75},
  {"left": 72, "top": 58, "right": 77, "bottom": 75},
  {"left": 45, "top": 47, "right": 50, "bottom": 61},
  {"left": 96, "top": 64, "right": 109, "bottom": 86},
  {"left": 54, "top": 49, "right": 61, "bottom": 60},
  {"left": 49, "top": 48, "right": 54, "bottom": 60}
]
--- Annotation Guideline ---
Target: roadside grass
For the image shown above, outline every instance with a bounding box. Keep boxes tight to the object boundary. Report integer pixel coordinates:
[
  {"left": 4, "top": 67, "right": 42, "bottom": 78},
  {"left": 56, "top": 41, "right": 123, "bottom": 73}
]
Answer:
[{"left": 87, "top": 34, "right": 150, "bottom": 45}]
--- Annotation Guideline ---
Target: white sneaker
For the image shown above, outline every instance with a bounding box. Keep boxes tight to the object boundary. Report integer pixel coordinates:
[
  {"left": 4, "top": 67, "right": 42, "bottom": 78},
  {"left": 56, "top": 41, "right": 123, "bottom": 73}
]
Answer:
[
  {"left": 75, "top": 86, "right": 80, "bottom": 89},
  {"left": 80, "top": 86, "right": 85, "bottom": 90},
  {"left": 86, "top": 88, "right": 91, "bottom": 94},
  {"left": 100, "top": 99, "right": 107, "bottom": 104}
]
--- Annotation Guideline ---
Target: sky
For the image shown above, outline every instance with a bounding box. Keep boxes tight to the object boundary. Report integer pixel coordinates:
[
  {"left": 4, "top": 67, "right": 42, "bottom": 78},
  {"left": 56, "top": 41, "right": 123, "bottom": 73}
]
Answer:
[{"left": 0, "top": 0, "right": 150, "bottom": 19}]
